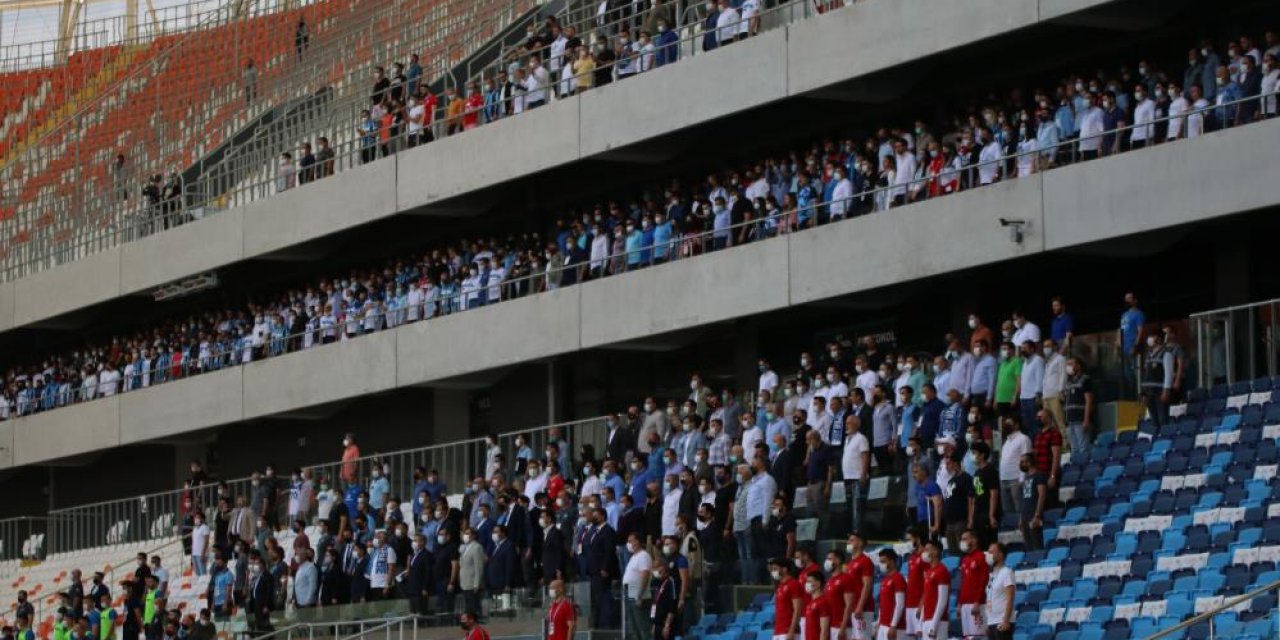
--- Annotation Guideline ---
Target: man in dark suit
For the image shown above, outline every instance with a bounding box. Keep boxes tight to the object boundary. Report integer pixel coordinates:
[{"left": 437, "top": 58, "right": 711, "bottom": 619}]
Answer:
[
  {"left": 769, "top": 432, "right": 797, "bottom": 505},
  {"left": 498, "top": 492, "right": 530, "bottom": 587},
  {"left": 585, "top": 507, "right": 620, "bottom": 627},
  {"left": 247, "top": 563, "right": 274, "bottom": 633},
  {"left": 540, "top": 510, "right": 567, "bottom": 585},
  {"left": 319, "top": 548, "right": 348, "bottom": 605},
  {"left": 346, "top": 544, "right": 370, "bottom": 603},
  {"left": 605, "top": 414, "right": 636, "bottom": 463},
  {"left": 486, "top": 525, "right": 518, "bottom": 593},
  {"left": 849, "top": 387, "right": 875, "bottom": 444},
  {"left": 403, "top": 534, "right": 430, "bottom": 616}
]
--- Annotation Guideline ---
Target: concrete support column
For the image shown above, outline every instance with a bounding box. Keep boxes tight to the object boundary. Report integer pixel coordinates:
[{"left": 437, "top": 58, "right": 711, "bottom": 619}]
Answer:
[
  {"left": 734, "top": 320, "right": 760, "bottom": 398},
  {"left": 432, "top": 389, "right": 471, "bottom": 442}
]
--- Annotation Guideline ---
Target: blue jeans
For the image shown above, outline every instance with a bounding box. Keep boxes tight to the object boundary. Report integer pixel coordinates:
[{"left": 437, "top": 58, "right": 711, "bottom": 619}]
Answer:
[
  {"left": 1020, "top": 398, "right": 1039, "bottom": 439},
  {"left": 1067, "top": 421, "right": 1090, "bottom": 458},
  {"left": 734, "top": 530, "right": 758, "bottom": 584},
  {"left": 193, "top": 555, "right": 207, "bottom": 577}
]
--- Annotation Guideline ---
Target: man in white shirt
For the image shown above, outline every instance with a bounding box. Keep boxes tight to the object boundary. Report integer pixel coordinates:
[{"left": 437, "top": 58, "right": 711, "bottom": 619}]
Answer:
[
  {"left": 758, "top": 359, "right": 779, "bottom": 394},
  {"left": 1130, "top": 85, "right": 1156, "bottom": 148},
  {"left": 98, "top": 365, "right": 120, "bottom": 397},
  {"left": 715, "top": 1, "right": 740, "bottom": 46},
  {"left": 821, "top": 366, "right": 848, "bottom": 404},
  {"left": 998, "top": 417, "right": 1031, "bottom": 522},
  {"left": 854, "top": 356, "right": 879, "bottom": 404},
  {"left": 809, "top": 396, "right": 833, "bottom": 443},
  {"left": 977, "top": 128, "right": 1002, "bottom": 185},
  {"left": 549, "top": 29, "right": 568, "bottom": 76},
  {"left": 891, "top": 138, "right": 919, "bottom": 205},
  {"left": 1010, "top": 310, "right": 1041, "bottom": 347},
  {"left": 841, "top": 415, "right": 871, "bottom": 533},
  {"left": 1040, "top": 338, "right": 1067, "bottom": 439},
  {"left": 191, "top": 514, "right": 211, "bottom": 576},
  {"left": 1187, "top": 85, "right": 1209, "bottom": 138},
  {"left": 524, "top": 461, "right": 549, "bottom": 502},
  {"left": 828, "top": 166, "right": 853, "bottom": 219},
  {"left": 525, "top": 57, "right": 549, "bottom": 108},
  {"left": 621, "top": 532, "right": 651, "bottom": 610},
  {"left": 1076, "top": 92, "right": 1105, "bottom": 160},
  {"left": 661, "top": 474, "right": 683, "bottom": 536},
  {"left": 1166, "top": 83, "right": 1189, "bottom": 140},
  {"left": 406, "top": 96, "right": 425, "bottom": 146},
  {"left": 365, "top": 531, "right": 398, "bottom": 598},
  {"left": 738, "top": 0, "right": 760, "bottom": 38}
]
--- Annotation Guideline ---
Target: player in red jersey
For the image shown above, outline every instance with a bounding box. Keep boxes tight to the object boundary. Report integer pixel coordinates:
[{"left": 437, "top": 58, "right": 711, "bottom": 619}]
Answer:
[
  {"left": 918, "top": 541, "right": 950, "bottom": 639},
  {"left": 956, "top": 530, "right": 990, "bottom": 638},
  {"left": 902, "top": 527, "right": 927, "bottom": 640},
  {"left": 824, "top": 549, "right": 855, "bottom": 640},
  {"left": 796, "top": 546, "right": 822, "bottom": 602},
  {"left": 875, "top": 549, "right": 907, "bottom": 640},
  {"left": 846, "top": 531, "right": 875, "bottom": 640},
  {"left": 771, "top": 558, "right": 804, "bottom": 640},
  {"left": 801, "top": 572, "right": 833, "bottom": 640}
]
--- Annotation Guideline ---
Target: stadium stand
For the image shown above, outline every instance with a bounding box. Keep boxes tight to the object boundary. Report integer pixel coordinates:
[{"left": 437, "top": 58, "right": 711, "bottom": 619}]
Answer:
[{"left": 0, "top": 0, "right": 541, "bottom": 279}]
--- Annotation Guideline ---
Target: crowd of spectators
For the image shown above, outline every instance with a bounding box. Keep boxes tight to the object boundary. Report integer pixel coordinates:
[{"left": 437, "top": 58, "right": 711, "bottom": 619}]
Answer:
[
  {"left": 54, "top": 288, "right": 1186, "bottom": 639},
  {"left": 2, "top": 559, "right": 217, "bottom": 640},
  {"left": 0, "top": 31, "right": 1271, "bottom": 422}
]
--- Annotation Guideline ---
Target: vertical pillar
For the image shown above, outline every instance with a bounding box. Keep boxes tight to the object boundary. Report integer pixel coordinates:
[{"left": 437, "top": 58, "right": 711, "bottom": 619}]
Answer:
[
  {"left": 733, "top": 320, "right": 759, "bottom": 397},
  {"left": 546, "top": 360, "right": 560, "bottom": 425}
]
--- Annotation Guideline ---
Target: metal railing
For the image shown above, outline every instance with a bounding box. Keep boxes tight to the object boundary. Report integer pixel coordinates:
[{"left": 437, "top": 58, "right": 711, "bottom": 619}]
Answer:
[
  {"left": 0, "top": 516, "right": 50, "bottom": 561},
  {"left": 1189, "top": 297, "right": 1280, "bottom": 389},
  {"left": 256, "top": 615, "right": 420, "bottom": 640},
  {"left": 2, "top": 86, "right": 1277, "bottom": 424},
  {"left": 0, "top": 0, "right": 823, "bottom": 281},
  {"left": 1145, "top": 578, "right": 1280, "bottom": 640},
  {"left": 45, "top": 416, "right": 608, "bottom": 554}
]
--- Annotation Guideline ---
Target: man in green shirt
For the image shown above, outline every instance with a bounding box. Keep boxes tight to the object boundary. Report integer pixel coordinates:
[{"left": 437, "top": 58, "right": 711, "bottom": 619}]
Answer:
[{"left": 995, "top": 341, "right": 1023, "bottom": 420}]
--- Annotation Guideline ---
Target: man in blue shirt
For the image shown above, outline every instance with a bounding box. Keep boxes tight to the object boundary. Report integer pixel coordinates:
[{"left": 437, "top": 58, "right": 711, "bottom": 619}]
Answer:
[
  {"left": 1049, "top": 297, "right": 1075, "bottom": 352},
  {"left": 629, "top": 458, "right": 658, "bottom": 506},
  {"left": 1118, "top": 291, "right": 1146, "bottom": 400},
  {"left": 917, "top": 384, "right": 945, "bottom": 450}
]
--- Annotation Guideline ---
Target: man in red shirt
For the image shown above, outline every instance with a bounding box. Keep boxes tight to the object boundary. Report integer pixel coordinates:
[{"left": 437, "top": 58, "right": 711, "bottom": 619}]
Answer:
[
  {"left": 460, "top": 611, "right": 489, "bottom": 640},
  {"left": 875, "top": 549, "right": 907, "bottom": 640},
  {"left": 902, "top": 526, "right": 926, "bottom": 640},
  {"left": 824, "top": 550, "right": 855, "bottom": 640},
  {"left": 801, "top": 573, "right": 833, "bottom": 640},
  {"left": 846, "top": 531, "right": 875, "bottom": 640},
  {"left": 1031, "top": 410, "right": 1062, "bottom": 498},
  {"left": 463, "top": 82, "right": 484, "bottom": 130},
  {"left": 956, "top": 530, "right": 989, "bottom": 638},
  {"left": 771, "top": 558, "right": 803, "bottom": 640},
  {"left": 545, "top": 579, "right": 576, "bottom": 640},
  {"left": 419, "top": 90, "right": 438, "bottom": 143},
  {"left": 796, "top": 546, "right": 821, "bottom": 602},
  {"left": 918, "top": 541, "right": 950, "bottom": 640}
]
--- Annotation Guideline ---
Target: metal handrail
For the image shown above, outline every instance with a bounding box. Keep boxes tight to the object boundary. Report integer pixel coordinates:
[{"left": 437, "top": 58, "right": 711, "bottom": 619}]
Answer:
[
  {"left": 1144, "top": 578, "right": 1280, "bottom": 639},
  {"left": 1, "top": 86, "right": 1277, "bottom": 425},
  {"left": 0, "top": 0, "right": 820, "bottom": 281},
  {"left": 253, "top": 615, "right": 418, "bottom": 640}
]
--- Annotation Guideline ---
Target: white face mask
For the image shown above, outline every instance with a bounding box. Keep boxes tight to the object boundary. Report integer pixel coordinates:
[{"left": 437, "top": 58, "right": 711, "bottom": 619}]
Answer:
[
  {"left": 805, "top": 582, "right": 819, "bottom": 594},
  {"left": 984, "top": 551, "right": 995, "bottom": 566},
  {"left": 936, "top": 445, "right": 947, "bottom": 456},
  {"left": 548, "top": 588, "right": 559, "bottom": 598},
  {"left": 921, "top": 551, "right": 933, "bottom": 563},
  {"left": 823, "top": 559, "right": 835, "bottom": 573},
  {"left": 959, "top": 540, "right": 971, "bottom": 553},
  {"left": 846, "top": 544, "right": 855, "bottom": 556},
  {"left": 793, "top": 558, "right": 803, "bottom": 569},
  {"left": 770, "top": 570, "right": 781, "bottom": 581},
  {"left": 1147, "top": 336, "right": 1157, "bottom": 347}
]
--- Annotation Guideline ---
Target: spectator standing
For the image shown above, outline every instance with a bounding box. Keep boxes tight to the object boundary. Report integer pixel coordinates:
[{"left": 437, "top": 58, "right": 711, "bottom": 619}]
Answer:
[
  {"left": 1040, "top": 339, "right": 1067, "bottom": 437},
  {"left": 986, "top": 542, "right": 1015, "bottom": 640},
  {"left": 459, "top": 527, "right": 486, "bottom": 615},
  {"left": 1063, "top": 357, "right": 1095, "bottom": 457},
  {"left": 919, "top": 541, "right": 950, "bottom": 640},
  {"left": 1018, "top": 454, "right": 1047, "bottom": 551},
  {"left": 1017, "top": 342, "right": 1044, "bottom": 438},
  {"left": 1142, "top": 332, "right": 1174, "bottom": 428},
  {"left": 956, "top": 530, "right": 988, "bottom": 638},
  {"left": 545, "top": 580, "right": 576, "bottom": 640}
]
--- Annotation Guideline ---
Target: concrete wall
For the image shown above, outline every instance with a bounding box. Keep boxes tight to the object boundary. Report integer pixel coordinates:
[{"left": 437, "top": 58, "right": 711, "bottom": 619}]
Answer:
[
  {"left": 0, "top": 0, "right": 1120, "bottom": 332},
  {"left": 5, "top": 117, "right": 1277, "bottom": 467}
]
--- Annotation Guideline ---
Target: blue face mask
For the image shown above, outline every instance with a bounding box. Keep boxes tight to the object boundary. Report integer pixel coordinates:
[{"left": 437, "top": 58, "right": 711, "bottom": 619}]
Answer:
[{"left": 736, "top": 473, "right": 747, "bottom": 484}]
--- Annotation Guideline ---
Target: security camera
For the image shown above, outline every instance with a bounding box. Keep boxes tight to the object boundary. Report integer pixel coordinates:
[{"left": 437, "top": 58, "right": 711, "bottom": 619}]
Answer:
[{"left": 998, "top": 218, "right": 1027, "bottom": 244}]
